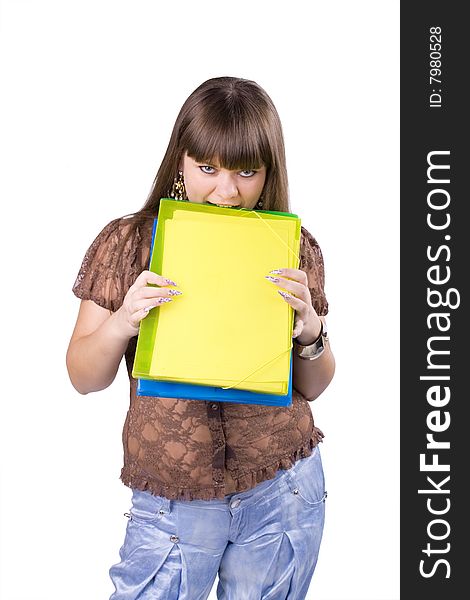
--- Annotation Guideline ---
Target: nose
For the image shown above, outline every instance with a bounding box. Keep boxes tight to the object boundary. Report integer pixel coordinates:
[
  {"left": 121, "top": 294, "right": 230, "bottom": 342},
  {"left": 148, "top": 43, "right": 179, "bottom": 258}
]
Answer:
[{"left": 212, "top": 173, "right": 239, "bottom": 205}]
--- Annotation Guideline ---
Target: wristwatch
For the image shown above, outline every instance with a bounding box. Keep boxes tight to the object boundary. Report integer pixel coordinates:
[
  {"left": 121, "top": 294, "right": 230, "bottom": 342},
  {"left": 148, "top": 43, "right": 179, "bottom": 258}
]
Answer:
[{"left": 292, "top": 321, "right": 328, "bottom": 360}]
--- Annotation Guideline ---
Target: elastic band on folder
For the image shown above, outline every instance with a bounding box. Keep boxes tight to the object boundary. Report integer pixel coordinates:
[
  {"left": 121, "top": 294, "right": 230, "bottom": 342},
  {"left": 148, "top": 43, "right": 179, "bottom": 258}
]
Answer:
[
  {"left": 221, "top": 343, "right": 293, "bottom": 391},
  {"left": 239, "top": 208, "right": 300, "bottom": 266}
]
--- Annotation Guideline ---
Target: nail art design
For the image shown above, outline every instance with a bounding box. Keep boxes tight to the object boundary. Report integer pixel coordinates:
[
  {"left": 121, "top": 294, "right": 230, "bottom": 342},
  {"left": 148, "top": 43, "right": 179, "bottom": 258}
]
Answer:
[
  {"left": 163, "top": 278, "right": 177, "bottom": 286},
  {"left": 269, "top": 269, "right": 282, "bottom": 275},
  {"left": 265, "top": 276, "right": 280, "bottom": 283},
  {"left": 278, "top": 290, "right": 293, "bottom": 300},
  {"left": 168, "top": 290, "right": 183, "bottom": 296},
  {"left": 143, "top": 297, "right": 173, "bottom": 312}
]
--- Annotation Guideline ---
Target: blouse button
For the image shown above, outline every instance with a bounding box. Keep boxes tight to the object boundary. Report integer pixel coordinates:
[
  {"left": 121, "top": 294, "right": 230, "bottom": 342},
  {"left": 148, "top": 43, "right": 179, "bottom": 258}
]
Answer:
[
  {"left": 230, "top": 499, "right": 241, "bottom": 509},
  {"left": 211, "top": 403, "right": 219, "bottom": 410},
  {"left": 170, "top": 535, "right": 179, "bottom": 543}
]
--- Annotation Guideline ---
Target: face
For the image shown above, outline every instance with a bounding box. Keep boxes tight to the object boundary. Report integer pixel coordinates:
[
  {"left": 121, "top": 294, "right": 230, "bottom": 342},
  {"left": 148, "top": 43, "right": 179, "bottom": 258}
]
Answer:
[{"left": 180, "top": 152, "right": 267, "bottom": 209}]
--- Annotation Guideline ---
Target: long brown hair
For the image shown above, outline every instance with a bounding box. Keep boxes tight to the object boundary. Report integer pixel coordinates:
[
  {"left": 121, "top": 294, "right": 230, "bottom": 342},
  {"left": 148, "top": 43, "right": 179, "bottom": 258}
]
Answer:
[
  {"left": 142, "top": 76, "right": 289, "bottom": 215},
  {"left": 118, "top": 77, "right": 290, "bottom": 260}
]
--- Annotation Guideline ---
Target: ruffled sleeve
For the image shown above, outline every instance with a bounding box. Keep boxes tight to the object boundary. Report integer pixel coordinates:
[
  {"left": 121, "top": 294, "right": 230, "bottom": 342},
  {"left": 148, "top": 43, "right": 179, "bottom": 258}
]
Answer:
[
  {"left": 299, "top": 226, "right": 329, "bottom": 316},
  {"left": 72, "top": 216, "right": 149, "bottom": 313}
]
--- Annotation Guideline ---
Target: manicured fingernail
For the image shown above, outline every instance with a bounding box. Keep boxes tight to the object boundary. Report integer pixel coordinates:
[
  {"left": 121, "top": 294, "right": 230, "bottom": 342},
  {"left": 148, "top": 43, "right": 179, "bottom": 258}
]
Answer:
[
  {"left": 168, "top": 290, "right": 183, "bottom": 296},
  {"left": 270, "top": 269, "right": 282, "bottom": 274},
  {"left": 144, "top": 297, "right": 173, "bottom": 312},
  {"left": 265, "top": 276, "right": 280, "bottom": 283},
  {"left": 278, "top": 290, "right": 293, "bottom": 299},
  {"left": 143, "top": 304, "right": 158, "bottom": 313},
  {"left": 163, "top": 278, "right": 177, "bottom": 286}
]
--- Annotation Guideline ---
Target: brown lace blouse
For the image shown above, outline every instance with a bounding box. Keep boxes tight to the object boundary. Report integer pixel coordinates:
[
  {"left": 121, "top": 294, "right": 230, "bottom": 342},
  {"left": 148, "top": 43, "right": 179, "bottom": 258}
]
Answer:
[{"left": 72, "top": 214, "right": 329, "bottom": 500}]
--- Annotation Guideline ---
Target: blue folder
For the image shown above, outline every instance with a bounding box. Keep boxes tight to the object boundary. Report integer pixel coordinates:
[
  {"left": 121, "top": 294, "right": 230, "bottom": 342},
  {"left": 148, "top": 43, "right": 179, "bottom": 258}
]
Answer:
[
  {"left": 136, "top": 217, "right": 293, "bottom": 406},
  {"left": 137, "top": 356, "right": 293, "bottom": 406}
]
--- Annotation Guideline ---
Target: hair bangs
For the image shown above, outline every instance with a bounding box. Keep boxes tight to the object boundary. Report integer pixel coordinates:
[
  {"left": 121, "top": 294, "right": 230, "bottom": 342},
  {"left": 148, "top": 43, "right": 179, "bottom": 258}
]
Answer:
[{"left": 182, "top": 110, "right": 270, "bottom": 171}]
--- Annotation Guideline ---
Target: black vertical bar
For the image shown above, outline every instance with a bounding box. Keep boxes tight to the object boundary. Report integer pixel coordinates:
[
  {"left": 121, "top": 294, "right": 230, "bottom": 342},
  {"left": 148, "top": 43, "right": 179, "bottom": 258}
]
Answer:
[{"left": 401, "top": 2, "right": 467, "bottom": 598}]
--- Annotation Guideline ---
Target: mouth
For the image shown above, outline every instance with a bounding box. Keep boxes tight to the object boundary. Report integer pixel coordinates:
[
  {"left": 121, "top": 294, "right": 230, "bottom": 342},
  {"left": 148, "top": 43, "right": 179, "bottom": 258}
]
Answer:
[{"left": 207, "top": 202, "right": 240, "bottom": 209}]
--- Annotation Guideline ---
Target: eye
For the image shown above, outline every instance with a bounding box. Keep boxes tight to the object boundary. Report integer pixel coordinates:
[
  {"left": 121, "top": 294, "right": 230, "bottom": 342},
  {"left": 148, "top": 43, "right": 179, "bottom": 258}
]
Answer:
[
  {"left": 239, "top": 169, "right": 256, "bottom": 178},
  {"left": 199, "top": 165, "right": 216, "bottom": 174}
]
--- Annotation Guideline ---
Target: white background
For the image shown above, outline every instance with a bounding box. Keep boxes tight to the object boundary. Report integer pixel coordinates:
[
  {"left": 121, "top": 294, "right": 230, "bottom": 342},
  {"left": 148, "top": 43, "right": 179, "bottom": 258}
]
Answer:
[{"left": 0, "top": 1, "right": 399, "bottom": 599}]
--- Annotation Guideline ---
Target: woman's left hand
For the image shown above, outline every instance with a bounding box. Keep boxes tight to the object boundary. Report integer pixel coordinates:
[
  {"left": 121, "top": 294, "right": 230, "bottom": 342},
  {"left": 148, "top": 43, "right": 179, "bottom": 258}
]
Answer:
[{"left": 266, "top": 268, "right": 322, "bottom": 344}]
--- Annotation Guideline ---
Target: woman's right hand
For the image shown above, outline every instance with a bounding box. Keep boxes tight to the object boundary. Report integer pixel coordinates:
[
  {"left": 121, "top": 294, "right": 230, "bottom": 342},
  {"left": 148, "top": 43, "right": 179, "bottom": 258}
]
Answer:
[{"left": 115, "top": 270, "right": 181, "bottom": 338}]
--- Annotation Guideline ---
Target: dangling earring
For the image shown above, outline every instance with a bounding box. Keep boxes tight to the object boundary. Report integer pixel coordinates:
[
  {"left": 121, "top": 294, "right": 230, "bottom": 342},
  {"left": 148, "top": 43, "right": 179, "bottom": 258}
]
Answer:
[
  {"left": 256, "top": 194, "right": 264, "bottom": 209},
  {"left": 170, "top": 171, "right": 187, "bottom": 201}
]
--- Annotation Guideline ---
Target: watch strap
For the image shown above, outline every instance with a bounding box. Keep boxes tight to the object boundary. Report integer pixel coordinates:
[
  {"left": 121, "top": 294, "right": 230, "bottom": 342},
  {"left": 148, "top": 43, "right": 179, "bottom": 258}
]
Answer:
[{"left": 292, "top": 321, "right": 328, "bottom": 360}]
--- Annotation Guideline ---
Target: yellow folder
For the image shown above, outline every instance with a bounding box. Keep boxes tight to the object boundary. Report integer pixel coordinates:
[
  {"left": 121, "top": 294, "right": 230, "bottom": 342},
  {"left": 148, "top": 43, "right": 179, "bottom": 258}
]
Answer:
[{"left": 132, "top": 199, "right": 301, "bottom": 394}]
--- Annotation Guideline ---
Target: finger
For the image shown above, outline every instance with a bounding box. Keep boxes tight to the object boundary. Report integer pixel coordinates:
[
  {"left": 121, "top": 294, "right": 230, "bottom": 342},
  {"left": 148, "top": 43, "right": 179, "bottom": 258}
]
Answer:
[
  {"left": 277, "top": 290, "right": 309, "bottom": 318},
  {"left": 132, "top": 270, "right": 178, "bottom": 290},
  {"left": 292, "top": 318, "right": 304, "bottom": 338},
  {"left": 268, "top": 268, "right": 308, "bottom": 286},
  {"left": 133, "top": 297, "right": 174, "bottom": 325},
  {"left": 265, "top": 275, "right": 310, "bottom": 304},
  {"left": 137, "top": 287, "right": 183, "bottom": 301},
  {"left": 138, "top": 296, "right": 174, "bottom": 314}
]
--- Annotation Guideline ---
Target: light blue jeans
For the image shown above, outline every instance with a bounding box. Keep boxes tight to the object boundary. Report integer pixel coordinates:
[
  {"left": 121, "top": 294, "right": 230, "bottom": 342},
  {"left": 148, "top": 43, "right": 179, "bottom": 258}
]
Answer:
[{"left": 109, "top": 446, "right": 326, "bottom": 600}]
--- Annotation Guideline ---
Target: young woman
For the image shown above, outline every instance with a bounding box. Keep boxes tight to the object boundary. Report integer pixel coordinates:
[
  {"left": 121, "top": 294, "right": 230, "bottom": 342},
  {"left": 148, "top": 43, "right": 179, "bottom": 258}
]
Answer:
[{"left": 67, "top": 76, "right": 335, "bottom": 600}]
